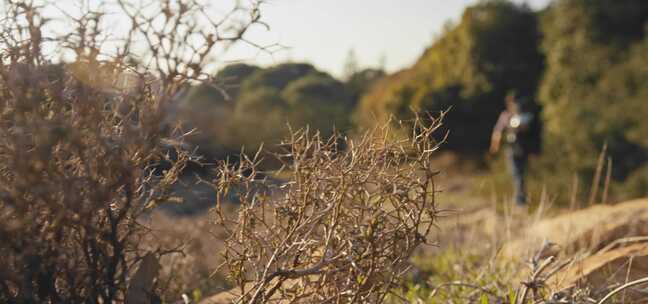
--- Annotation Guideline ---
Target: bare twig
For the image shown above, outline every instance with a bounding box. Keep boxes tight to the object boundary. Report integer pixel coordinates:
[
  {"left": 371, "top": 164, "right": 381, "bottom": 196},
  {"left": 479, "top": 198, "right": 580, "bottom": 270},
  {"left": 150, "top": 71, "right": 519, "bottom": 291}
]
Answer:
[
  {"left": 588, "top": 143, "right": 607, "bottom": 205},
  {"left": 601, "top": 157, "right": 612, "bottom": 204},
  {"left": 597, "top": 276, "right": 648, "bottom": 304},
  {"left": 0, "top": 0, "right": 264, "bottom": 302},
  {"left": 213, "top": 113, "right": 444, "bottom": 303}
]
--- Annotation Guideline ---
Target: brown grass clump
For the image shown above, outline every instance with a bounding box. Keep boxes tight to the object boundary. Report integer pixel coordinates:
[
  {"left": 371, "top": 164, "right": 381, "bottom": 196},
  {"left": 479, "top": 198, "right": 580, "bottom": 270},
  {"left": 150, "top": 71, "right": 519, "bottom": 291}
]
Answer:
[{"left": 211, "top": 116, "right": 446, "bottom": 303}]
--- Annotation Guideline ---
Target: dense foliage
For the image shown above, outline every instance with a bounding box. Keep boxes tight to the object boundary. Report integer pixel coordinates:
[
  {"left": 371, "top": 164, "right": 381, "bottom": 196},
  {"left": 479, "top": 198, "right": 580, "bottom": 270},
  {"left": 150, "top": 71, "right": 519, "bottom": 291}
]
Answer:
[
  {"left": 356, "top": 1, "right": 544, "bottom": 154},
  {"left": 171, "top": 0, "right": 648, "bottom": 199},
  {"left": 356, "top": 0, "right": 648, "bottom": 201},
  {"left": 172, "top": 63, "right": 366, "bottom": 163},
  {"left": 537, "top": 0, "right": 648, "bottom": 199}
]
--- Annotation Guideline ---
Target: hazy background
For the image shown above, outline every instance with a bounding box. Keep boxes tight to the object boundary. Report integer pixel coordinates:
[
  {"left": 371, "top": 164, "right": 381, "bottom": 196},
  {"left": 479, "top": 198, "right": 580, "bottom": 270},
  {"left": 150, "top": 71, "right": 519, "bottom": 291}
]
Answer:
[
  {"left": 38, "top": 0, "right": 648, "bottom": 206},
  {"left": 225, "top": 0, "right": 551, "bottom": 76}
]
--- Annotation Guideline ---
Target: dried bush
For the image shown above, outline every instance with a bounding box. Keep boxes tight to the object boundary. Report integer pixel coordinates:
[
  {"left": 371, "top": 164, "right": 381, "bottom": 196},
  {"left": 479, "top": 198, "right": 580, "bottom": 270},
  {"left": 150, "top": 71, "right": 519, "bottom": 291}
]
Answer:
[
  {"left": 0, "top": 0, "right": 265, "bottom": 302},
  {"left": 213, "top": 115, "right": 446, "bottom": 303}
]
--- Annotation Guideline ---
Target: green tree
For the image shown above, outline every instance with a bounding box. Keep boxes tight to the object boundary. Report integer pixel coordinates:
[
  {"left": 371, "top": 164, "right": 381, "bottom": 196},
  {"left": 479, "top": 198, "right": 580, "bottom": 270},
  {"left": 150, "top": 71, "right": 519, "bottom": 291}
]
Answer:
[
  {"left": 232, "top": 87, "right": 288, "bottom": 152},
  {"left": 357, "top": 1, "right": 544, "bottom": 154},
  {"left": 241, "top": 63, "right": 322, "bottom": 92},
  {"left": 214, "top": 63, "right": 261, "bottom": 99},
  {"left": 342, "top": 48, "right": 360, "bottom": 80},
  {"left": 537, "top": 0, "right": 648, "bottom": 200},
  {"left": 190, "top": 63, "right": 358, "bottom": 160},
  {"left": 282, "top": 73, "right": 354, "bottom": 138},
  {"left": 345, "top": 68, "right": 385, "bottom": 105}
]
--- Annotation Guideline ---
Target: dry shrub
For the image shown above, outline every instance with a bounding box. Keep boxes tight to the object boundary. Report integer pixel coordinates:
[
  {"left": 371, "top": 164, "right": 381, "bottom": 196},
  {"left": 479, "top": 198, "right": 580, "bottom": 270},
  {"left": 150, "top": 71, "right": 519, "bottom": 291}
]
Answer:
[
  {"left": 0, "top": 0, "right": 447, "bottom": 302},
  {"left": 0, "top": 0, "right": 264, "bottom": 302},
  {"left": 213, "top": 116, "right": 446, "bottom": 303}
]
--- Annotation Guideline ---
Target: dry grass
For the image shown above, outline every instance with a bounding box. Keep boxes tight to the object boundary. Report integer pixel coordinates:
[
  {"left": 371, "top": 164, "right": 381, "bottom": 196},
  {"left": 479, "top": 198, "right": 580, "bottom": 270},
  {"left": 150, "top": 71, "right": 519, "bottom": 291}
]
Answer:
[{"left": 401, "top": 193, "right": 648, "bottom": 304}]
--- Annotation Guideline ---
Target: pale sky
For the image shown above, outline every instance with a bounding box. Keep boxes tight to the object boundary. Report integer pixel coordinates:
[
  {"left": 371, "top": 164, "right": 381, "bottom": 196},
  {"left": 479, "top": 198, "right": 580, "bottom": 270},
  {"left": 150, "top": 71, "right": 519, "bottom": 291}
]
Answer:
[
  {"left": 224, "top": 0, "right": 552, "bottom": 77},
  {"left": 41, "top": 0, "right": 551, "bottom": 77}
]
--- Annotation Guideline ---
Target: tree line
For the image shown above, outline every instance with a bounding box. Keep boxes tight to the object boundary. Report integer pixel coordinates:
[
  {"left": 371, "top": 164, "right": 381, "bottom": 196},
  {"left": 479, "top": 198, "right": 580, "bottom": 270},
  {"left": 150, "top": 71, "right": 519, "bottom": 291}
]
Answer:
[
  {"left": 170, "top": 62, "right": 383, "bottom": 163},
  {"left": 359, "top": 0, "right": 648, "bottom": 201},
  {"left": 175, "top": 0, "right": 648, "bottom": 201}
]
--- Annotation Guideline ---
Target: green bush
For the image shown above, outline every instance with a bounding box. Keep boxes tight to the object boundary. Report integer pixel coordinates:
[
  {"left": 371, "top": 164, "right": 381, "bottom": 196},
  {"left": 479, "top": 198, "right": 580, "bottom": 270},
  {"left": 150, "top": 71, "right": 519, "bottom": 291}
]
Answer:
[
  {"left": 174, "top": 63, "right": 356, "bottom": 163},
  {"left": 356, "top": 1, "right": 544, "bottom": 154},
  {"left": 535, "top": 0, "right": 648, "bottom": 201}
]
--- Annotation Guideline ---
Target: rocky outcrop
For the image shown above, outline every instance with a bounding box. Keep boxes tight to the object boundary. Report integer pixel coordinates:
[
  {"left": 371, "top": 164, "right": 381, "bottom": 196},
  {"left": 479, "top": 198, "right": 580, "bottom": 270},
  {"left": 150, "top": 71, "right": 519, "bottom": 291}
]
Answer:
[{"left": 504, "top": 198, "right": 648, "bottom": 259}]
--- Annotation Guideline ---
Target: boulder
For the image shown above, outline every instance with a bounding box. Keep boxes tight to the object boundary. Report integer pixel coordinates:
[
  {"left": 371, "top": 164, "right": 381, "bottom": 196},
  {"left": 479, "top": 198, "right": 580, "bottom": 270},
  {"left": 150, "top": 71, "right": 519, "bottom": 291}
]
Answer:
[{"left": 504, "top": 198, "right": 648, "bottom": 259}]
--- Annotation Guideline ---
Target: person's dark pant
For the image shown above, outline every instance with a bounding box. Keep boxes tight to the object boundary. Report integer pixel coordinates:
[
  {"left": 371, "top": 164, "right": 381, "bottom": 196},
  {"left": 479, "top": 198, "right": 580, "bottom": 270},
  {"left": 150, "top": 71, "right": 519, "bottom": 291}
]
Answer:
[{"left": 507, "top": 149, "right": 527, "bottom": 205}]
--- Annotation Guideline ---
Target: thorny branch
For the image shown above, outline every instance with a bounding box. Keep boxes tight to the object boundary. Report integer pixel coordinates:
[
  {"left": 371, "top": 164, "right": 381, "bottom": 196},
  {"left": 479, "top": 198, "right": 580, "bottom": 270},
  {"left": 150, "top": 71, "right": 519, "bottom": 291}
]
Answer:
[
  {"left": 0, "top": 0, "right": 267, "bottom": 302},
  {"left": 213, "top": 113, "right": 448, "bottom": 303}
]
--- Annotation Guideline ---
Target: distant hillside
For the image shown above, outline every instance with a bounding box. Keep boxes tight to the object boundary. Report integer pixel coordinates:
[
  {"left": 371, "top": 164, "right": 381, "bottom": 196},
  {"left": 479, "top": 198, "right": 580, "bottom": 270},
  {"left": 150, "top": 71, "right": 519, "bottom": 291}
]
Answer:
[
  {"left": 356, "top": 1, "right": 544, "bottom": 154},
  {"left": 536, "top": 0, "right": 648, "bottom": 199},
  {"left": 356, "top": 0, "right": 648, "bottom": 201},
  {"left": 171, "top": 62, "right": 379, "bottom": 165}
]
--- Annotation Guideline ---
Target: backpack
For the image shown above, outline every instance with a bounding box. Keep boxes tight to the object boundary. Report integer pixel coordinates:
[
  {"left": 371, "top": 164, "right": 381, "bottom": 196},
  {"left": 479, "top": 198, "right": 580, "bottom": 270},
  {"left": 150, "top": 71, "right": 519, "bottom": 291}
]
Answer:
[{"left": 513, "top": 102, "right": 542, "bottom": 155}]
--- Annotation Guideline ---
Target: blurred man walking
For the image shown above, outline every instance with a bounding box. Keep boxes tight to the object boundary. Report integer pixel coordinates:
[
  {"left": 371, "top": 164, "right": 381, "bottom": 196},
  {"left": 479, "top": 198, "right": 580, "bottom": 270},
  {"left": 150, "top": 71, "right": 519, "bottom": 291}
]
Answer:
[{"left": 490, "top": 92, "right": 536, "bottom": 206}]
